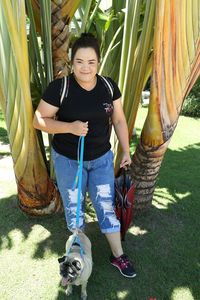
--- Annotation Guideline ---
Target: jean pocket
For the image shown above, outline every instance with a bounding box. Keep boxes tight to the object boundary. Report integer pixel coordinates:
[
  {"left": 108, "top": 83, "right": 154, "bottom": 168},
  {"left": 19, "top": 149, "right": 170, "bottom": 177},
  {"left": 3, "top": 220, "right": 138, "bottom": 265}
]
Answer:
[
  {"left": 109, "top": 150, "right": 114, "bottom": 161},
  {"left": 103, "top": 150, "right": 114, "bottom": 169},
  {"left": 51, "top": 148, "right": 60, "bottom": 163}
]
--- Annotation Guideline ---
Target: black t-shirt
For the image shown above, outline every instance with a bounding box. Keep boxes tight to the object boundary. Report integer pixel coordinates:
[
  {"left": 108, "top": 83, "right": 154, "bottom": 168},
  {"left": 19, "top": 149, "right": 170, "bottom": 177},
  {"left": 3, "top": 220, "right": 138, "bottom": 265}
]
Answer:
[{"left": 42, "top": 73, "right": 121, "bottom": 160}]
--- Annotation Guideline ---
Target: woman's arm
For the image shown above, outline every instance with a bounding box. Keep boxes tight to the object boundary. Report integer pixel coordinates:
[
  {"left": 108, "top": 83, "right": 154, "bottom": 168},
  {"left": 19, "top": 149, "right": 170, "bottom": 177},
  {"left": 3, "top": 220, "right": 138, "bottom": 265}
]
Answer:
[
  {"left": 33, "top": 100, "right": 88, "bottom": 136},
  {"left": 111, "top": 98, "right": 131, "bottom": 168}
]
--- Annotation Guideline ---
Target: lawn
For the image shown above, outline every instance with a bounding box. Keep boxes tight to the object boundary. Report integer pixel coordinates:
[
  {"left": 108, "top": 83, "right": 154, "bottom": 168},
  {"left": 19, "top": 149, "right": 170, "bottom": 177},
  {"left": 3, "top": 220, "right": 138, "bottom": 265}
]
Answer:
[{"left": 0, "top": 108, "right": 199, "bottom": 300}]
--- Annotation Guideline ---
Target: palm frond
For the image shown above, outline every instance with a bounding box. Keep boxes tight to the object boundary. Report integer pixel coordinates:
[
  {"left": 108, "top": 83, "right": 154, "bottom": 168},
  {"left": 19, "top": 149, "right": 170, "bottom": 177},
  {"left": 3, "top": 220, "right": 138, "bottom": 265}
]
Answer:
[
  {"left": 142, "top": 0, "right": 200, "bottom": 146},
  {"left": 112, "top": 0, "right": 156, "bottom": 170}
]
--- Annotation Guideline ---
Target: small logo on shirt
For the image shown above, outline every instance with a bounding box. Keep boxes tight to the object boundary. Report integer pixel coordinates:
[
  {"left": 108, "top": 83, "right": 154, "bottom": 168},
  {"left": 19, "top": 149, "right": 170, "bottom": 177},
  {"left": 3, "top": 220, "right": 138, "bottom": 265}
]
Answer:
[{"left": 103, "top": 103, "right": 113, "bottom": 115}]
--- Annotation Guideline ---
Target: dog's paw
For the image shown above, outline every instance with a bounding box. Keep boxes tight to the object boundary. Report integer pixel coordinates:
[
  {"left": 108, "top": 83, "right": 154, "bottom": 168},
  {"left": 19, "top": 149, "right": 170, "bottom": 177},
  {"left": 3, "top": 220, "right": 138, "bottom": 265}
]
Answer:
[
  {"left": 81, "top": 282, "right": 87, "bottom": 300},
  {"left": 65, "top": 285, "right": 72, "bottom": 296}
]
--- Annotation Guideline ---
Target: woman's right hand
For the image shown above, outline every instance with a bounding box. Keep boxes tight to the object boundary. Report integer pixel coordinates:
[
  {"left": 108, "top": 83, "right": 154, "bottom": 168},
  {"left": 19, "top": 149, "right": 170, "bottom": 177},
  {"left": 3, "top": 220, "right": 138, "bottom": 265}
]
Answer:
[{"left": 70, "top": 121, "right": 88, "bottom": 136}]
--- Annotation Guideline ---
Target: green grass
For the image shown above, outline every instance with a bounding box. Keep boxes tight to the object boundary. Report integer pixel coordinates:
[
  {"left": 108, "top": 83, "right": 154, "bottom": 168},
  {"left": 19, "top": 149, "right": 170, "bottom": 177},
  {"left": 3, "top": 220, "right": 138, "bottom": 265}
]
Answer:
[{"left": 0, "top": 108, "right": 200, "bottom": 300}]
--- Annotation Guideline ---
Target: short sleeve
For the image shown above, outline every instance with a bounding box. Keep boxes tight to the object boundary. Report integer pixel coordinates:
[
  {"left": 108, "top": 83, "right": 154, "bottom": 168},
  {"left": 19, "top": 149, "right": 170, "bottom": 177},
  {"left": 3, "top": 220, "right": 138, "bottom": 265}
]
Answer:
[
  {"left": 108, "top": 77, "right": 122, "bottom": 101},
  {"left": 41, "top": 78, "right": 63, "bottom": 107}
]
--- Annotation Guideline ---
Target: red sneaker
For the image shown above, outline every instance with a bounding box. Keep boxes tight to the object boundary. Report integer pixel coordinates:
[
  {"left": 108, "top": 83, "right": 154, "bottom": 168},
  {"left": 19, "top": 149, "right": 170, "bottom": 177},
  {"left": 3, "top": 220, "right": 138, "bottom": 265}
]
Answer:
[{"left": 110, "top": 254, "right": 136, "bottom": 278}]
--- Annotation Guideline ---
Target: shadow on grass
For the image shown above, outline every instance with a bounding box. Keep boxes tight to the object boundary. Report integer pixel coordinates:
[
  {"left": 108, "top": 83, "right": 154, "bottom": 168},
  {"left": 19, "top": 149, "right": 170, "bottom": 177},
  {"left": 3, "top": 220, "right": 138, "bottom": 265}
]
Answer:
[
  {"left": 0, "top": 152, "right": 10, "bottom": 159},
  {"left": 0, "top": 143, "right": 199, "bottom": 299},
  {"left": 0, "top": 126, "right": 10, "bottom": 158}
]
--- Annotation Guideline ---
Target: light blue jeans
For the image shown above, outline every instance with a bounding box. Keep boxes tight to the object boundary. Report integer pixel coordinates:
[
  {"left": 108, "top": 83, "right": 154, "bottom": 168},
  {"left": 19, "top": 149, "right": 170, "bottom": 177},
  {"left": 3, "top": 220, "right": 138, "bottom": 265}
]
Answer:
[{"left": 52, "top": 148, "right": 120, "bottom": 234}]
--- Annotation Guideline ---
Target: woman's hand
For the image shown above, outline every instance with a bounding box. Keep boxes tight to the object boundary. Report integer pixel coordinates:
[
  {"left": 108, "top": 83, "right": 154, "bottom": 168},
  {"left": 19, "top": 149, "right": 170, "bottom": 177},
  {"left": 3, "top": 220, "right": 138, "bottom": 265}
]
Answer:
[
  {"left": 120, "top": 151, "right": 132, "bottom": 169},
  {"left": 70, "top": 121, "right": 88, "bottom": 136}
]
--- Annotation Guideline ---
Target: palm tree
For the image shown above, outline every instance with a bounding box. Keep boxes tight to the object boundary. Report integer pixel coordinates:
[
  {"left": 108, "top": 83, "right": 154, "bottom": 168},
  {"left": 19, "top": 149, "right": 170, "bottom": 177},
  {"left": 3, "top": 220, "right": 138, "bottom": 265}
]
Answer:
[
  {"left": 0, "top": 0, "right": 199, "bottom": 216},
  {"left": 102, "top": 0, "right": 200, "bottom": 211},
  {"left": 0, "top": 0, "right": 80, "bottom": 215},
  {"left": 131, "top": 0, "right": 200, "bottom": 210}
]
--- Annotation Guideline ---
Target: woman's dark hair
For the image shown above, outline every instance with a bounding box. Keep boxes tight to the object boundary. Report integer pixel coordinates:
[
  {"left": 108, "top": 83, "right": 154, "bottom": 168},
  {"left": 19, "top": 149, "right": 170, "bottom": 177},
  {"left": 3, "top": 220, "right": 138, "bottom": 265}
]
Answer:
[{"left": 71, "top": 33, "right": 100, "bottom": 62}]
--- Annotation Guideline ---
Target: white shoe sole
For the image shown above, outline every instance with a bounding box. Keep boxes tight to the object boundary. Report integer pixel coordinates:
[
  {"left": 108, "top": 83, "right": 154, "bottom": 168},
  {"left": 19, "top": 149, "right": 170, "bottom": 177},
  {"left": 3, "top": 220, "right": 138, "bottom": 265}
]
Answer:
[{"left": 111, "top": 262, "right": 137, "bottom": 278}]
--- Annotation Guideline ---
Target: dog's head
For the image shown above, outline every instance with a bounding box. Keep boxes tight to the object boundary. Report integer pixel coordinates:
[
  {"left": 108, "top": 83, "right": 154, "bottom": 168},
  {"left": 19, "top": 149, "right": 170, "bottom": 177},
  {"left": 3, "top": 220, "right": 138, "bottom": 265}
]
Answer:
[{"left": 58, "top": 256, "right": 82, "bottom": 286}]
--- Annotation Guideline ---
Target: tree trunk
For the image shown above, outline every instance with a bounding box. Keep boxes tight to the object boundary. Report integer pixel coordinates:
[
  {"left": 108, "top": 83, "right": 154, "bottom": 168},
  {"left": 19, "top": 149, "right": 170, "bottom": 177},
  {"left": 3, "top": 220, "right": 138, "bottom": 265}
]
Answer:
[
  {"left": 51, "top": 1, "right": 70, "bottom": 78},
  {"left": 131, "top": 139, "right": 170, "bottom": 210},
  {"left": 16, "top": 130, "right": 62, "bottom": 216},
  {"left": 51, "top": 0, "right": 81, "bottom": 78},
  {"left": 0, "top": 1, "right": 62, "bottom": 216}
]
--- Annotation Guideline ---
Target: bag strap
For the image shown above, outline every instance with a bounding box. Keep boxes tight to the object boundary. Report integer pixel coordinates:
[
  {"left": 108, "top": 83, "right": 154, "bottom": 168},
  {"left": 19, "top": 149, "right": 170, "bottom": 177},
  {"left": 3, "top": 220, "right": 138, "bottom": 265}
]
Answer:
[
  {"left": 99, "top": 75, "right": 114, "bottom": 99},
  {"left": 60, "top": 75, "right": 69, "bottom": 106},
  {"left": 61, "top": 75, "right": 113, "bottom": 105}
]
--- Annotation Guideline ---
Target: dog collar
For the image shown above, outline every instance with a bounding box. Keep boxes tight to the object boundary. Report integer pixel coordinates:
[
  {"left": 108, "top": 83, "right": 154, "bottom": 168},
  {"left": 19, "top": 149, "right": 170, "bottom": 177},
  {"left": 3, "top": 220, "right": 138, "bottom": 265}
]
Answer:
[{"left": 66, "top": 234, "right": 85, "bottom": 258}]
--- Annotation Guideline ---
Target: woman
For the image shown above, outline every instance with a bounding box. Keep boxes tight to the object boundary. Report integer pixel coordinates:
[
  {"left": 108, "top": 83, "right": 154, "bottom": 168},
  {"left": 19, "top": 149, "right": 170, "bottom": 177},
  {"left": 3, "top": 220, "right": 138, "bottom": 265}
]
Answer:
[{"left": 33, "top": 33, "right": 136, "bottom": 278}]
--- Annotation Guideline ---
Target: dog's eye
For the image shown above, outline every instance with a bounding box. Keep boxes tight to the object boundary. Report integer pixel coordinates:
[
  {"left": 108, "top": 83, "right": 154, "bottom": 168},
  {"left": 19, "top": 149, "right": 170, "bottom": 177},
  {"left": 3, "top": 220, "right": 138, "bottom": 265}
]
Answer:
[{"left": 73, "top": 260, "right": 81, "bottom": 271}]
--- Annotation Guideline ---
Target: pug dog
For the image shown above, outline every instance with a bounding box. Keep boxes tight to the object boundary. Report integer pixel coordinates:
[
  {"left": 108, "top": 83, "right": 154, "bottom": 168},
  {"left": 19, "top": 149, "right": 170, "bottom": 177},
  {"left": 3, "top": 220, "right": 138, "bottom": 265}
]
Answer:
[{"left": 58, "top": 231, "right": 93, "bottom": 300}]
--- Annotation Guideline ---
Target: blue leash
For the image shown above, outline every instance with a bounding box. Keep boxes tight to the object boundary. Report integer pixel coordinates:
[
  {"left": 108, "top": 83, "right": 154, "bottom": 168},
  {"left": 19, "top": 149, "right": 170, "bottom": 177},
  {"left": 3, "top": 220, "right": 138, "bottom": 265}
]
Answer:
[
  {"left": 75, "top": 136, "right": 84, "bottom": 228},
  {"left": 66, "top": 136, "right": 85, "bottom": 257}
]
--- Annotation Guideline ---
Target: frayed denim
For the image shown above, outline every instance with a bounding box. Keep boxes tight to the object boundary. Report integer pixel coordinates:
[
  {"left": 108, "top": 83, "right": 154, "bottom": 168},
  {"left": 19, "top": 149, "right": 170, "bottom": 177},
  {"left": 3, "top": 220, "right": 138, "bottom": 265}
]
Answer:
[{"left": 52, "top": 148, "right": 120, "bottom": 234}]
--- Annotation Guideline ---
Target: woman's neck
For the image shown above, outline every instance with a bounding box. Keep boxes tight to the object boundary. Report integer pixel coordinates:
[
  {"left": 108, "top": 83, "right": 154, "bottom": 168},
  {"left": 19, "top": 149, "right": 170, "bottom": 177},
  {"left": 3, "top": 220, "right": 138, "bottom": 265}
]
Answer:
[{"left": 74, "top": 74, "right": 97, "bottom": 91}]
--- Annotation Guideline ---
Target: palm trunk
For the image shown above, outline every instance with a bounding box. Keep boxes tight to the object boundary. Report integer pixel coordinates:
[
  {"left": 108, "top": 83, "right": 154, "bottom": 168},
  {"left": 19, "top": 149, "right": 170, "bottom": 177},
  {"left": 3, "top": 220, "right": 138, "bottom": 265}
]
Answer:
[
  {"left": 17, "top": 131, "right": 62, "bottom": 215},
  {"left": 0, "top": 1, "right": 62, "bottom": 216},
  {"left": 16, "top": 0, "right": 81, "bottom": 215},
  {"left": 51, "top": 1, "right": 70, "bottom": 78},
  {"left": 131, "top": 139, "right": 170, "bottom": 210},
  {"left": 51, "top": 0, "right": 81, "bottom": 78}
]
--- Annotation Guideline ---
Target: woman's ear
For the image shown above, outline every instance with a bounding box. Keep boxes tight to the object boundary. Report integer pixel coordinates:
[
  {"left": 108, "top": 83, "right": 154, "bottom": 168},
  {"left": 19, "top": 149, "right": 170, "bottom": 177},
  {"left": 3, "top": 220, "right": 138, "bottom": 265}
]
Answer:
[
  {"left": 70, "top": 61, "right": 73, "bottom": 72},
  {"left": 97, "top": 61, "right": 101, "bottom": 72},
  {"left": 58, "top": 256, "right": 66, "bottom": 263}
]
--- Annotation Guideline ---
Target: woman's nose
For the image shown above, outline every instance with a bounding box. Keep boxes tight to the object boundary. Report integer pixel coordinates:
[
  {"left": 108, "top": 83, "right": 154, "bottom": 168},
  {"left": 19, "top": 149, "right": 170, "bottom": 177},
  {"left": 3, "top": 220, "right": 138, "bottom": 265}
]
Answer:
[{"left": 81, "top": 63, "right": 89, "bottom": 70}]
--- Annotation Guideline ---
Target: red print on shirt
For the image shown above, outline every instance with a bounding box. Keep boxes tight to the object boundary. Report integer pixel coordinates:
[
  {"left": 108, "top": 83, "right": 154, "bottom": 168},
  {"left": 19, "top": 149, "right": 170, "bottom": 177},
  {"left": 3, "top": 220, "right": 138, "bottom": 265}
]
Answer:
[{"left": 103, "top": 103, "right": 113, "bottom": 115}]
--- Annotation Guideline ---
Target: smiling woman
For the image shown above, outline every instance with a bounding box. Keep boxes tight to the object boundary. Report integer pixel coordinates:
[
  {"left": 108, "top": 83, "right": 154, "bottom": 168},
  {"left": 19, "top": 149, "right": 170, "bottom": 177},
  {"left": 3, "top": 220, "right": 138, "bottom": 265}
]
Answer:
[
  {"left": 71, "top": 33, "right": 100, "bottom": 91},
  {"left": 33, "top": 33, "right": 136, "bottom": 279},
  {"left": 73, "top": 48, "right": 98, "bottom": 91}
]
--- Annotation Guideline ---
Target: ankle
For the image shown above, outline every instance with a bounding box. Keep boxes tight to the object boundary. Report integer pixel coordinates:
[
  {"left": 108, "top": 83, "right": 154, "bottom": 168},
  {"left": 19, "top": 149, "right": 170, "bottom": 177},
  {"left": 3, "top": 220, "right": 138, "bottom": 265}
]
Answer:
[{"left": 112, "top": 251, "right": 123, "bottom": 258}]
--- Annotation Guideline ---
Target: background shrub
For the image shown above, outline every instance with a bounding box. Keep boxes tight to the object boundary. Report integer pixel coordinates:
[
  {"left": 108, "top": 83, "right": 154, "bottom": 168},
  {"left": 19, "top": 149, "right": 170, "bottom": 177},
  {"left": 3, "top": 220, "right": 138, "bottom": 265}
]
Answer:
[{"left": 181, "top": 78, "right": 200, "bottom": 117}]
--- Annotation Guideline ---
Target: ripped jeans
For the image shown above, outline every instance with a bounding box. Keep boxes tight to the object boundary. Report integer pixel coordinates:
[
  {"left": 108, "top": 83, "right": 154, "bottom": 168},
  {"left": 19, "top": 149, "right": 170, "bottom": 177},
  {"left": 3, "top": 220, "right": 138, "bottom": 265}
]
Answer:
[{"left": 52, "top": 148, "right": 121, "bottom": 234}]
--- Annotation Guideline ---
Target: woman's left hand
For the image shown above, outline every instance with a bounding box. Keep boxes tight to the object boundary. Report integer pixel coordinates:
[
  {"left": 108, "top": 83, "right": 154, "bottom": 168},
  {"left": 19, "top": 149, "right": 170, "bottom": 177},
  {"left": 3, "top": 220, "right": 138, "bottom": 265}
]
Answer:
[{"left": 120, "top": 151, "right": 132, "bottom": 169}]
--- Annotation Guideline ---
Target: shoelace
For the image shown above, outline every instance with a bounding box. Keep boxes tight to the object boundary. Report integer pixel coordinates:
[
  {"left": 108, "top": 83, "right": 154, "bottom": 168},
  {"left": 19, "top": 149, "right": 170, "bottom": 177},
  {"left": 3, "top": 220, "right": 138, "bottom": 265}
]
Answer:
[{"left": 118, "top": 255, "right": 131, "bottom": 268}]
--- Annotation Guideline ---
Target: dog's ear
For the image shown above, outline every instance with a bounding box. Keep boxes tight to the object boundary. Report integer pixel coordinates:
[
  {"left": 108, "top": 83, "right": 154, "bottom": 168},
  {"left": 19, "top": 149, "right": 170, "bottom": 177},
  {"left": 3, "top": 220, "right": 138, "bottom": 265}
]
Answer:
[{"left": 58, "top": 256, "right": 66, "bottom": 263}]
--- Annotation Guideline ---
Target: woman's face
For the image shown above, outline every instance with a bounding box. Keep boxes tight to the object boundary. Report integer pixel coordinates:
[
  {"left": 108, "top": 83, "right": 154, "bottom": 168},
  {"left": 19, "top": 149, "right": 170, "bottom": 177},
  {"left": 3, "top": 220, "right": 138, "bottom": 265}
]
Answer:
[{"left": 72, "top": 47, "right": 99, "bottom": 84}]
